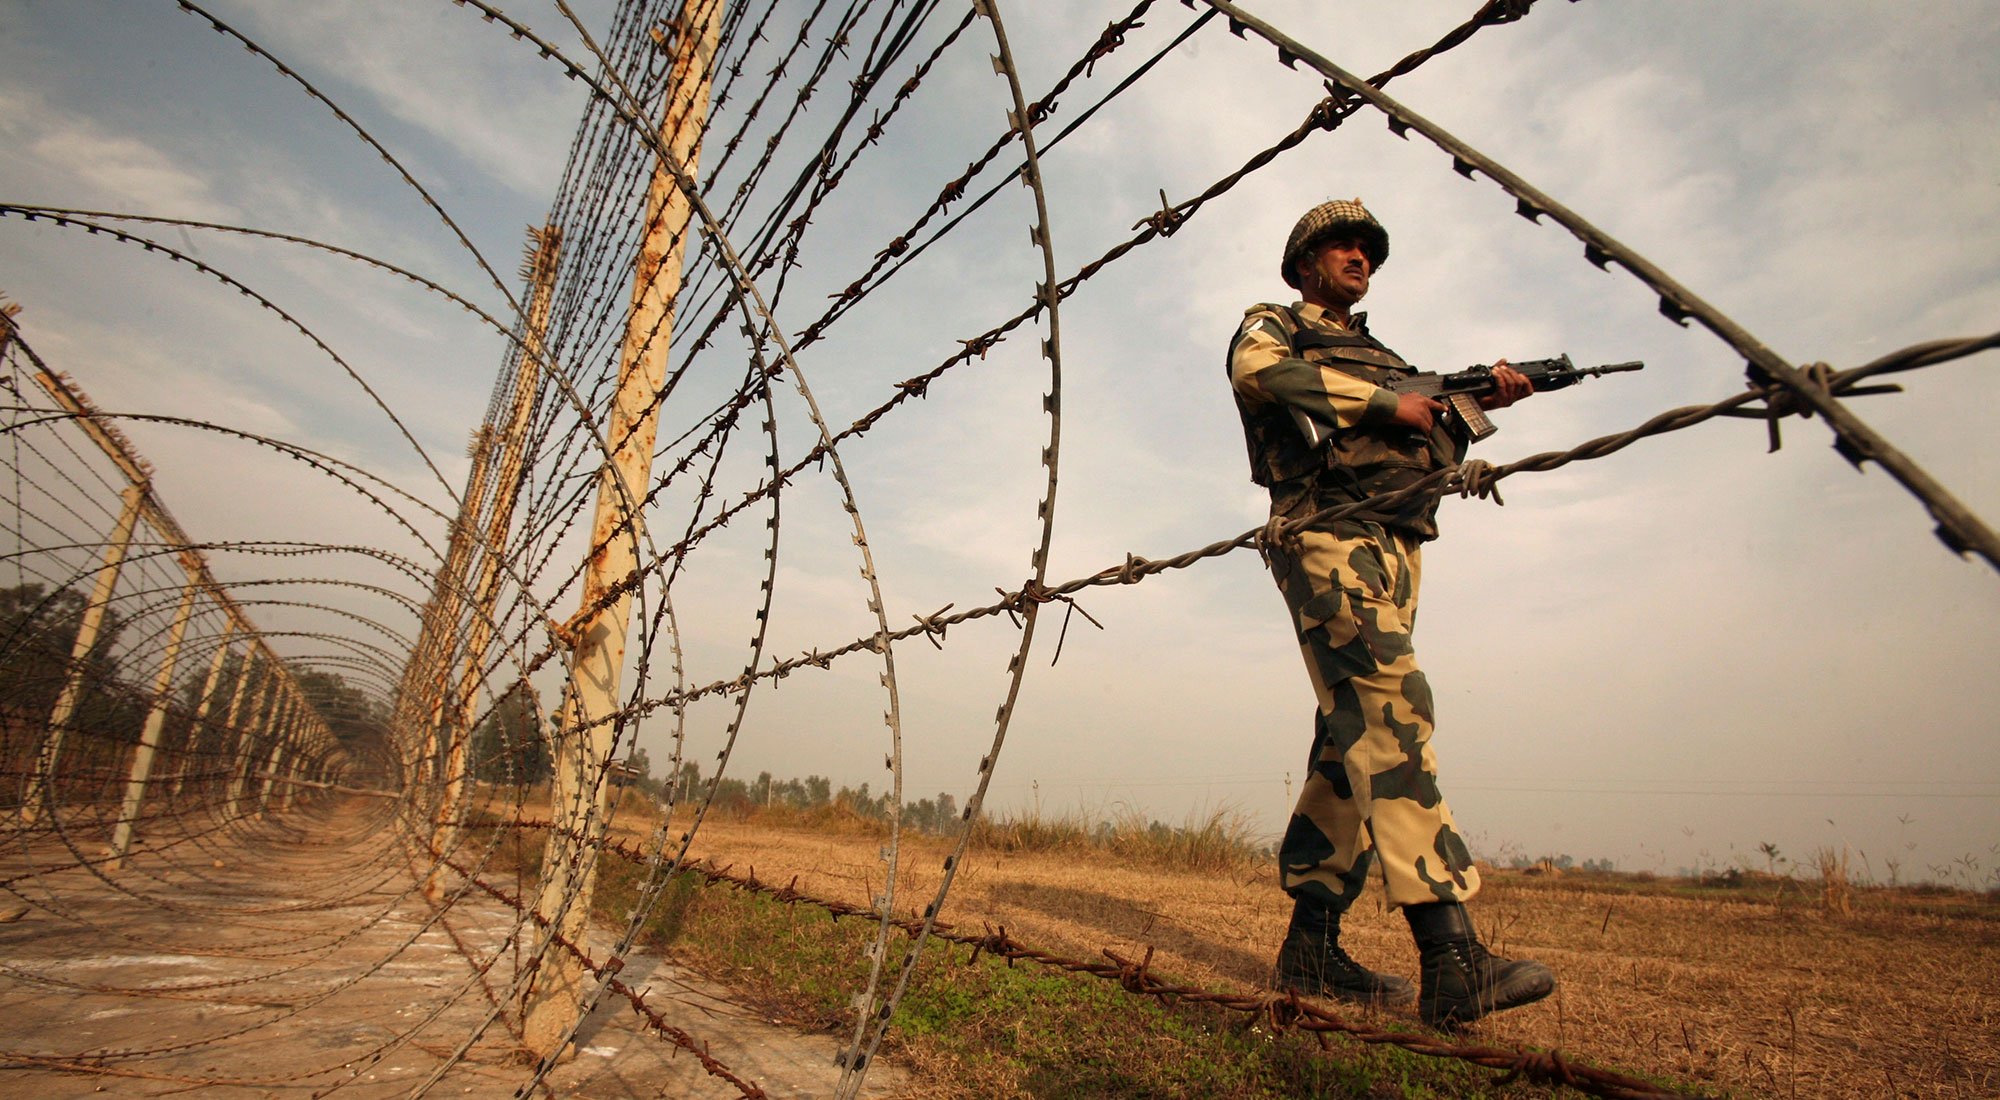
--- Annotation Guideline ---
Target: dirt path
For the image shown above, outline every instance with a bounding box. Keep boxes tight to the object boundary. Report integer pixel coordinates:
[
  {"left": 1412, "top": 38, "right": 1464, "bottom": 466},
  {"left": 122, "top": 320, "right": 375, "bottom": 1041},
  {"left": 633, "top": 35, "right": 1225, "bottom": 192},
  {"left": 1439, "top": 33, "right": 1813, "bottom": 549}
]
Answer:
[{"left": 0, "top": 796, "right": 903, "bottom": 1098}]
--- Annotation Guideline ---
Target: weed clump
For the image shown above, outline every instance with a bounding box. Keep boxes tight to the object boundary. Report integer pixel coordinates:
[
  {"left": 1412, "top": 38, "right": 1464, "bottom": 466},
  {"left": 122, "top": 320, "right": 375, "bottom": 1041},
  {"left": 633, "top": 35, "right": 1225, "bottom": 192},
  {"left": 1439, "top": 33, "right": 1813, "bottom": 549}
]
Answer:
[{"left": 1816, "top": 846, "right": 1854, "bottom": 917}]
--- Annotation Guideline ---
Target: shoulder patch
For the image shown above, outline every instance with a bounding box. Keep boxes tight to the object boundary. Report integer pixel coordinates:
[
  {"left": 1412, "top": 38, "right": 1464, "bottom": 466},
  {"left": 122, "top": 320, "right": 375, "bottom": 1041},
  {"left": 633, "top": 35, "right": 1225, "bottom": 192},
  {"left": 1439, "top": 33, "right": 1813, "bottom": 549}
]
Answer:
[
  {"left": 1240, "top": 302, "right": 1295, "bottom": 333},
  {"left": 1236, "top": 314, "right": 1287, "bottom": 347}
]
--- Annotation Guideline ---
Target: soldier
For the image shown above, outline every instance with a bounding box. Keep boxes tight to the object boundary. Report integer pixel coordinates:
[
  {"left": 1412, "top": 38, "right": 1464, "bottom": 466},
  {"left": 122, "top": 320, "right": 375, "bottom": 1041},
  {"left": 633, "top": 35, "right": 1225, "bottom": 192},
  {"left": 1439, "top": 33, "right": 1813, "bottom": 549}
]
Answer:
[{"left": 1227, "top": 198, "right": 1555, "bottom": 1026}]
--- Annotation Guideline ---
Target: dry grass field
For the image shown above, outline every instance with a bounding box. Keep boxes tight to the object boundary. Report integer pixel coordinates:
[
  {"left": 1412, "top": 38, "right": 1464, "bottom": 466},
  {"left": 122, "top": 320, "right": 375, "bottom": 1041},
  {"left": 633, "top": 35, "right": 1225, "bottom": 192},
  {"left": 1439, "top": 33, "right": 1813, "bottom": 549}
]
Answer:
[{"left": 596, "top": 811, "right": 1999, "bottom": 1099}]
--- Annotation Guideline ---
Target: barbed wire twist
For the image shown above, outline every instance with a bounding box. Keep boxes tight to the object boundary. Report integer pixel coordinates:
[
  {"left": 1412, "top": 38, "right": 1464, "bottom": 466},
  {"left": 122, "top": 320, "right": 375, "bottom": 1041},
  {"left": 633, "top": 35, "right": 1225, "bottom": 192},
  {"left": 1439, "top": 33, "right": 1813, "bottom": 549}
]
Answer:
[{"left": 1, "top": 2, "right": 1990, "bottom": 1099}]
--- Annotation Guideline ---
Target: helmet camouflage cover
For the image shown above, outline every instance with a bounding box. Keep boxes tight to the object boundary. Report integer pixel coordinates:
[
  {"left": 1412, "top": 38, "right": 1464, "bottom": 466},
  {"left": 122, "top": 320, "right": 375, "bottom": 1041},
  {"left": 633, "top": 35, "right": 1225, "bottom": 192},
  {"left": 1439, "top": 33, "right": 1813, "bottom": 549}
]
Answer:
[{"left": 1281, "top": 198, "right": 1389, "bottom": 287}]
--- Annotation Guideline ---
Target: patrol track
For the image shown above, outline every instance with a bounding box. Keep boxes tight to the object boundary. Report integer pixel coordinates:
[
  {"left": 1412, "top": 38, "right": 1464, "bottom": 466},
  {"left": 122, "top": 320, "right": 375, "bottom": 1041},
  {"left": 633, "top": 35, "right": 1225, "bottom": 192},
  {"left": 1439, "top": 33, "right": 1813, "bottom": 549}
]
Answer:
[{"left": 0, "top": 3, "right": 1992, "bottom": 1100}]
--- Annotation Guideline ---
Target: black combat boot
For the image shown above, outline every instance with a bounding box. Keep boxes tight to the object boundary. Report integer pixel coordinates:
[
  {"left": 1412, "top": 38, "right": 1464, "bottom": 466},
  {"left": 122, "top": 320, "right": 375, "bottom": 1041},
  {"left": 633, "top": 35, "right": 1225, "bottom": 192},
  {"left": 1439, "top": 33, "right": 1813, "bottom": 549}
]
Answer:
[
  {"left": 1403, "top": 901, "right": 1555, "bottom": 1027},
  {"left": 1273, "top": 894, "right": 1416, "bottom": 1005}
]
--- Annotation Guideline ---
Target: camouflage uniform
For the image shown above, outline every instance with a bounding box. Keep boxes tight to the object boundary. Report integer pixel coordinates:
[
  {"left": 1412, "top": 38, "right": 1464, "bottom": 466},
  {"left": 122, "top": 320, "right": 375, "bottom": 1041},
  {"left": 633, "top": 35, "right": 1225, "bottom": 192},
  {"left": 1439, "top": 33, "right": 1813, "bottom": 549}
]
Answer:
[{"left": 1229, "top": 300, "right": 1482, "bottom": 914}]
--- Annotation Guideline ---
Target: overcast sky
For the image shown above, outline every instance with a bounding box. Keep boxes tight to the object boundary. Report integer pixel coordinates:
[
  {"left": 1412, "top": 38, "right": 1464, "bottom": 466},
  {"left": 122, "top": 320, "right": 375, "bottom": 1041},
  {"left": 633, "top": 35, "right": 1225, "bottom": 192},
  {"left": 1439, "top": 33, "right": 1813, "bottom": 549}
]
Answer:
[{"left": 2, "top": 0, "right": 1995, "bottom": 884}]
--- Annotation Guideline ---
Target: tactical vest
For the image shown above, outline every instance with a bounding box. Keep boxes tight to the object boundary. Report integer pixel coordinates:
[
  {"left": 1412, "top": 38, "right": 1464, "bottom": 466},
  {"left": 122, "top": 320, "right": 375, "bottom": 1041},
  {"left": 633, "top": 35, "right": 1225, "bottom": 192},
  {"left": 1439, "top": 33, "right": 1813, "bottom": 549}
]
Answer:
[{"left": 1229, "top": 303, "right": 1461, "bottom": 538}]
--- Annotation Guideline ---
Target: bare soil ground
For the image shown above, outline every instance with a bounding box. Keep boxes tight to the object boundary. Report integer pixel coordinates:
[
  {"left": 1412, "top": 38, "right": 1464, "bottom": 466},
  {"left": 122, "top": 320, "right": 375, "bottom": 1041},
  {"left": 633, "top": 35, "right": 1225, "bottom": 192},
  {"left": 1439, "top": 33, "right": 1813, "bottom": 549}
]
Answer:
[
  {"left": 0, "top": 797, "right": 906, "bottom": 1098},
  {"left": 676, "top": 815, "right": 2000, "bottom": 1099}
]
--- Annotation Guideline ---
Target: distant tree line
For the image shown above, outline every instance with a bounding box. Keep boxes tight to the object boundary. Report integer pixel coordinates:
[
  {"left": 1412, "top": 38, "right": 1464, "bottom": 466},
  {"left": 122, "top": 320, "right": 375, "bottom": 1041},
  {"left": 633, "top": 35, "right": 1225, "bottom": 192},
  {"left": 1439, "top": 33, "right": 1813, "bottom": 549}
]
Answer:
[
  {"left": 468, "top": 684, "right": 550, "bottom": 786},
  {"left": 0, "top": 582, "right": 148, "bottom": 757},
  {"left": 467, "top": 711, "right": 968, "bottom": 836},
  {"left": 655, "top": 759, "right": 964, "bottom": 836},
  {"left": 2, "top": 582, "right": 391, "bottom": 787},
  {"left": 1505, "top": 853, "right": 1617, "bottom": 873}
]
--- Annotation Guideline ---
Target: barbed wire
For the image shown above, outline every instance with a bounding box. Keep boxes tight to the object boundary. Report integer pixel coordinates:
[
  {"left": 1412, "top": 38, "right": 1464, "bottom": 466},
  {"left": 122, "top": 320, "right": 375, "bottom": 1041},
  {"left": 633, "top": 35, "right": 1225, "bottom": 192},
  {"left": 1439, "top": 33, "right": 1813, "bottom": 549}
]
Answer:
[{"left": 1, "top": 0, "right": 1991, "bottom": 1098}]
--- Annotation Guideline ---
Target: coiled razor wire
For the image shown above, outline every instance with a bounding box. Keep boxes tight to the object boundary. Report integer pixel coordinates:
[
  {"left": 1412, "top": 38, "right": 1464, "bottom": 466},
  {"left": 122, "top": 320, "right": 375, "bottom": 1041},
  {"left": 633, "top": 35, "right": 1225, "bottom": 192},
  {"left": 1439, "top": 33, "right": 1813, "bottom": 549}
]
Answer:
[{"left": 0, "top": 1, "right": 1993, "bottom": 1098}]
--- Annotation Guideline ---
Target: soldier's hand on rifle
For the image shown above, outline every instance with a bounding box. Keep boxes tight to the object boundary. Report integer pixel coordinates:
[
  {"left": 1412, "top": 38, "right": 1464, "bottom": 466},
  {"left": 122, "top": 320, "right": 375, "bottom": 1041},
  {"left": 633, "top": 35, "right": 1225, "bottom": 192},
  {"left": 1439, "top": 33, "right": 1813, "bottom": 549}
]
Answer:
[
  {"left": 1477, "top": 360, "right": 1533, "bottom": 409},
  {"left": 1392, "top": 390, "right": 1447, "bottom": 432}
]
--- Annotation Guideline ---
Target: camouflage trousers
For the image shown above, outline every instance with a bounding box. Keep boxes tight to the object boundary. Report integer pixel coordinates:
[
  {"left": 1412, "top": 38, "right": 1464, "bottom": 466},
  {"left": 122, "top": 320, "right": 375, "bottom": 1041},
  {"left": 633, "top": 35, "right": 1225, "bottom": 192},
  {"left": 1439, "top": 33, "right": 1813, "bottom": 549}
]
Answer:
[{"left": 1267, "top": 519, "right": 1481, "bottom": 914}]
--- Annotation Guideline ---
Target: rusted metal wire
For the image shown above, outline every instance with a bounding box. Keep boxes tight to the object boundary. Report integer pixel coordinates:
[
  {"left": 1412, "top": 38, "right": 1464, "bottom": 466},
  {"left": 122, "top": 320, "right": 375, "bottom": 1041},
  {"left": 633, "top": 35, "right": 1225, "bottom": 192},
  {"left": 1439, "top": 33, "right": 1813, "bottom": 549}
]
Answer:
[
  {"left": 559, "top": 342, "right": 1989, "bottom": 728},
  {"left": 170, "top": 0, "right": 520, "bottom": 313},
  {"left": 4, "top": 1, "right": 1991, "bottom": 1098},
  {"left": 834, "top": 1, "right": 1068, "bottom": 1091}
]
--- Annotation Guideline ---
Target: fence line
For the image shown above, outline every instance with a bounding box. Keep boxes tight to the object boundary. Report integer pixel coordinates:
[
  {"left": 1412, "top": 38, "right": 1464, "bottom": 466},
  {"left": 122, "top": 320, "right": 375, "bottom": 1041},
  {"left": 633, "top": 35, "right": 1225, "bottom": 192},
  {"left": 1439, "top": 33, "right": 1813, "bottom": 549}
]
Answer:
[{"left": 1, "top": 1, "right": 1991, "bottom": 1097}]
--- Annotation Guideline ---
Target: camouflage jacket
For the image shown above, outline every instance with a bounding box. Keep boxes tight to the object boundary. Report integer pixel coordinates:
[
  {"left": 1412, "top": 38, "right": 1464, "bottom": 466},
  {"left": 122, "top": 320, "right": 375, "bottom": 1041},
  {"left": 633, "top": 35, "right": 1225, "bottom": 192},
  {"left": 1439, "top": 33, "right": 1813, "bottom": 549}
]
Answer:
[{"left": 1227, "top": 302, "right": 1463, "bottom": 540}]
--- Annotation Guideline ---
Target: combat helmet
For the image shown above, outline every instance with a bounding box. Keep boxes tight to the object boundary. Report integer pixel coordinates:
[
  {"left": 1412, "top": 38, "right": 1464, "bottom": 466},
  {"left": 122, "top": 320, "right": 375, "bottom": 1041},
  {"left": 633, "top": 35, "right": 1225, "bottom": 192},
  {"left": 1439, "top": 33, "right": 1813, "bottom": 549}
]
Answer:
[{"left": 1281, "top": 198, "right": 1389, "bottom": 288}]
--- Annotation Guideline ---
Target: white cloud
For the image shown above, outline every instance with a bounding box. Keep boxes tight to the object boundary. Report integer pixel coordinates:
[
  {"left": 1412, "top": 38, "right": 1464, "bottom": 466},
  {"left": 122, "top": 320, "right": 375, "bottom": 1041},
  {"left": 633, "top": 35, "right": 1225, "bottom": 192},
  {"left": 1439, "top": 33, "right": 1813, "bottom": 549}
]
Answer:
[
  {"left": 29, "top": 128, "right": 225, "bottom": 217},
  {"left": 219, "top": 0, "right": 595, "bottom": 200},
  {"left": 0, "top": 87, "right": 234, "bottom": 221}
]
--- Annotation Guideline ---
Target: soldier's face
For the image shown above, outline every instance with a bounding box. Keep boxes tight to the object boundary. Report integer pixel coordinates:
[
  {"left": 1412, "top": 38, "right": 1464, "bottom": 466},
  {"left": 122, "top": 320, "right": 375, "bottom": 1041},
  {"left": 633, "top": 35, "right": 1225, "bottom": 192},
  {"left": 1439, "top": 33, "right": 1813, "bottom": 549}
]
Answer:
[{"left": 1302, "top": 237, "right": 1372, "bottom": 308}]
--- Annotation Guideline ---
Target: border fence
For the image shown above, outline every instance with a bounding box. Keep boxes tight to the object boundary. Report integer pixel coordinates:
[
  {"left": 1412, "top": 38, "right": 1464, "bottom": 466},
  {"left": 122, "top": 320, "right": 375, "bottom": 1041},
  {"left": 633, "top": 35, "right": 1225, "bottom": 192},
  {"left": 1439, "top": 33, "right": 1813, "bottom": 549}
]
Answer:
[{"left": 3, "top": 2, "right": 1993, "bottom": 1097}]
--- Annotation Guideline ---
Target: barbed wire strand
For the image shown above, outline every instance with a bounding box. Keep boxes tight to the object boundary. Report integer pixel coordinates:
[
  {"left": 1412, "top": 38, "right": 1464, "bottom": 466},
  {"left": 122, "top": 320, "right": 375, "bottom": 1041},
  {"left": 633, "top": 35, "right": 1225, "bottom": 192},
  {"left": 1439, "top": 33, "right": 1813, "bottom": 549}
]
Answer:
[{"left": 3, "top": 1, "right": 1993, "bottom": 1098}]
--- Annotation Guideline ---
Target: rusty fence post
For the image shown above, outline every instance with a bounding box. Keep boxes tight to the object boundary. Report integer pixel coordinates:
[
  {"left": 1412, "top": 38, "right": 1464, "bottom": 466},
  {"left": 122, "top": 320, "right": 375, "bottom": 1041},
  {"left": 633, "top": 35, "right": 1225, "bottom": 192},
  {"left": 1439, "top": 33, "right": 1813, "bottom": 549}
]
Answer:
[
  {"left": 20, "top": 483, "right": 146, "bottom": 824},
  {"left": 168, "top": 626, "right": 234, "bottom": 799},
  {"left": 521, "top": 0, "right": 721, "bottom": 1059},
  {"left": 225, "top": 657, "right": 278, "bottom": 820},
  {"left": 14, "top": 355, "right": 339, "bottom": 819},
  {"left": 427, "top": 225, "right": 563, "bottom": 902},
  {"left": 211, "top": 649, "right": 256, "bottom": 804},
  {"left": 105, "top": 564, "right": 200, "bottom": 869}
]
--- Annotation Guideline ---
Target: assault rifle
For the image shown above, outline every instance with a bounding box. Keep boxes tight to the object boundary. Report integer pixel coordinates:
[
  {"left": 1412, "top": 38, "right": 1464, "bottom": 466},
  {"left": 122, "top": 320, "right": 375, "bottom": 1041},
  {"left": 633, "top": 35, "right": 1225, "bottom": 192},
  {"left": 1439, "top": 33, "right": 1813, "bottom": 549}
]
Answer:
[
  {"left": 1391, "top": 355, "right": 1643, "bottom": 444},
  {"left": 1290, "top": 355, "right": 1644, "bottom": 449},
  {"left": 1320, "top": 358, "right": 1648, "bottom": 452}
]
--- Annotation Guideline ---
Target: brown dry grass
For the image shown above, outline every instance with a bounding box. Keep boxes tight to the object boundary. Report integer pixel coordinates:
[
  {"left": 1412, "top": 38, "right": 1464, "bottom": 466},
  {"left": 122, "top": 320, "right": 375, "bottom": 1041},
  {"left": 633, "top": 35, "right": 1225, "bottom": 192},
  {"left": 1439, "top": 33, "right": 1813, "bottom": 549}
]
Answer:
[
  {"left": 478, "top": 789, "right": 1997, "bottom": 1096},
  {"left": 652, "top": 814, "right": 1997, "bottom": 1099},
  {"left": 1817, "top": 845, "right": 1855, "bottom": 918}
]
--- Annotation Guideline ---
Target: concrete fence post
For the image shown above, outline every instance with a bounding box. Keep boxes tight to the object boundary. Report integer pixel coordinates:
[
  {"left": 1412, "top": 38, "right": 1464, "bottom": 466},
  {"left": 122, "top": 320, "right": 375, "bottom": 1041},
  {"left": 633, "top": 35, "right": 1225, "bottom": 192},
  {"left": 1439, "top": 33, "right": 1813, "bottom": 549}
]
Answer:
[
  {"left": 427, "top": 224, "right": 562, "bottom": 902},
  {"left": 21, "top": 483, "right": 146, "bottom": 823},
  {"left": 106, "top": 568, "right": 199, "bottom": 869},
  {"left": 521, "top": 0, "right": 721, "bottom": 1058},
  {"left": 168, "top": 627, "right": 234, "bottom": 799}
]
